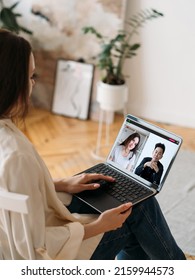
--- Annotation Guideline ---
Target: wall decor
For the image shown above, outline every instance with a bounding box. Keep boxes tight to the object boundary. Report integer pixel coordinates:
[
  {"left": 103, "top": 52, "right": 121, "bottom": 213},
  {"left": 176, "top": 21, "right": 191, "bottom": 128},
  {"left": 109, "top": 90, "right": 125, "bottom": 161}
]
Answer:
[{"left": 52, "top": 60, "right": 94, "bottom": 120}]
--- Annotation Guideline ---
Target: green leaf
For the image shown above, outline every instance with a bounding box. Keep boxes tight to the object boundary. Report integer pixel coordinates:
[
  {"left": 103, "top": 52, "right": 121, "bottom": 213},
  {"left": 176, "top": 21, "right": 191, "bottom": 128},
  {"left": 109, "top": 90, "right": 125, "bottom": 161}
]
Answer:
[
  {"left": 10, "top": 1, "right": 20, "bottom": 10},
  {"left": 130, "top": 43, "right": 141, "bottom": 50},
  {"left": 100, "top": 44, "right": 112, "bottom": 55},
  {"left": 152, "top": 9, "right": 164, "bottom": 17},
  {"left": 82, "top": 26, "right": 103, "bottom": 39},
  {"left": 19, "top": 26, "right": 33, "bottom": 35},
  {"left": 112, "top": 34, "right": 126, "bottom": 44},
  {"left": 14, "top": 13, "right": 22, "bottom": 17},
  {"left": 0, "top": 8, "right": 20, "bottom": 32},
  {"left": 0, "top": 5, "right": 33, "bottom": 35}
]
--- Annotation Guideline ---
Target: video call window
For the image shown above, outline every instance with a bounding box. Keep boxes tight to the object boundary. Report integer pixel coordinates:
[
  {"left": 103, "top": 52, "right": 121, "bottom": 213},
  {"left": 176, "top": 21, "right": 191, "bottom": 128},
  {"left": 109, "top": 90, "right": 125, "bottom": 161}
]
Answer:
[{"left": 108, "top": 119, "right": 180, "bottom": 186}]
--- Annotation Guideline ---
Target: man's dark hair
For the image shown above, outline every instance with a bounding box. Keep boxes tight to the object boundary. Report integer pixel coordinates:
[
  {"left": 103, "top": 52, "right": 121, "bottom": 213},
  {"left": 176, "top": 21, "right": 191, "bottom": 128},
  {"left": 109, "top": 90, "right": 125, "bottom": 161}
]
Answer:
[{"left": 155, "top": 143, "right": 165, "bottom": 154}]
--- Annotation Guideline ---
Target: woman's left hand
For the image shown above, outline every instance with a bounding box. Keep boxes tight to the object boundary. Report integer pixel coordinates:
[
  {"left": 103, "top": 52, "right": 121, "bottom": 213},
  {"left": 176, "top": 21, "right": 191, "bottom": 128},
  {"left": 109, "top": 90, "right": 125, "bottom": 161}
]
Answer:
[{"left": 54, "top": 173, "right": 115, "bottom": 194}]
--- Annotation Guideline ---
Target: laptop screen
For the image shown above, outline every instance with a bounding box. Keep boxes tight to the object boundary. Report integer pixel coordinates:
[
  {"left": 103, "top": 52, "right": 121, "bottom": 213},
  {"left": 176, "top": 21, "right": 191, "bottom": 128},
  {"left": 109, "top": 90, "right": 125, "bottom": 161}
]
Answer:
[{"left": 107, "top": 114, "right": 182, "bottom": 191}]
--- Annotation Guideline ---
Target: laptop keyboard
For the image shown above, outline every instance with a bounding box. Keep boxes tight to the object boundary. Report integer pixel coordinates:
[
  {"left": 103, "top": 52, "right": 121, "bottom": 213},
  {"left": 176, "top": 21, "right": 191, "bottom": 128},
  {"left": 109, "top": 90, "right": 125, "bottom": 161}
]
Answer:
[{"left": 85, "top": 163, "right": 154, "bottom": 204}]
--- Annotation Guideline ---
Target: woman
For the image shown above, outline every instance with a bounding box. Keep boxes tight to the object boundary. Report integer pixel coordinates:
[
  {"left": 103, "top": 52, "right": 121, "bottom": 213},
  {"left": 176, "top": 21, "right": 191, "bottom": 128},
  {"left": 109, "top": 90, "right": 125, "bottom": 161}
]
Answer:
[
  {"left": 110, "top": 133, "right": 140, "bottom": 171},
  {"left": 0, "top": 29, "right": 186, "bottom": 260}
]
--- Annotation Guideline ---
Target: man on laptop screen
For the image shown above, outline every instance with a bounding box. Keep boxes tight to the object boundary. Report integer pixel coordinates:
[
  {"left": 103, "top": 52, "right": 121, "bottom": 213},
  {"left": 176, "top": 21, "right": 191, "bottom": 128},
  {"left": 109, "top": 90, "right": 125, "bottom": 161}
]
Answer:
[{"left": 75, "top": 114, "right": 182, "bottom": 213}]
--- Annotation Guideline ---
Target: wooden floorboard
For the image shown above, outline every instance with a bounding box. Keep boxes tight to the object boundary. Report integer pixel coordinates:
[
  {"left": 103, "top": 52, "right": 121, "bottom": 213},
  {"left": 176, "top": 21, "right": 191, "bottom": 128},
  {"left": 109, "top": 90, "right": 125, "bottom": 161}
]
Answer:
[{"left": 21, "top": 107, "right": 195, "bottom": 260}]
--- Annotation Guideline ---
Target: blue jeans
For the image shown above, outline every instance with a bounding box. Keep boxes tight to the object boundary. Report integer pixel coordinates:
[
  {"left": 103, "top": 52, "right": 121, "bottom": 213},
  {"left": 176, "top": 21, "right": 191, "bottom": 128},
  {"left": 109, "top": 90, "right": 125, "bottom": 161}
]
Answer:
[{"left": 67, "top": 196, "right": 186, "bottom": 260}]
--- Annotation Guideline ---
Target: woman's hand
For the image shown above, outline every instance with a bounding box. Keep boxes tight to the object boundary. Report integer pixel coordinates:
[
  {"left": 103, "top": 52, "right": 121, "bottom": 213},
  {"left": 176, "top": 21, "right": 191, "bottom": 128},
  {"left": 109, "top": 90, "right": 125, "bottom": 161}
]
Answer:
[
  {"left": 54, "top": 173, "right": 115, "bottom": 194},
  {"left": 83, "top": 202, "right": 133, "bottom": 239}
]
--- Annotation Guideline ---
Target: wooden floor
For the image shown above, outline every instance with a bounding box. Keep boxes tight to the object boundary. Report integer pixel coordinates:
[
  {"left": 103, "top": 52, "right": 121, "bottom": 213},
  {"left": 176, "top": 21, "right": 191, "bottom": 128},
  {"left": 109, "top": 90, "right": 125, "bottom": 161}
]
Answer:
[{"left": 22, "top": 107, "right": 195, "bottom": 259}]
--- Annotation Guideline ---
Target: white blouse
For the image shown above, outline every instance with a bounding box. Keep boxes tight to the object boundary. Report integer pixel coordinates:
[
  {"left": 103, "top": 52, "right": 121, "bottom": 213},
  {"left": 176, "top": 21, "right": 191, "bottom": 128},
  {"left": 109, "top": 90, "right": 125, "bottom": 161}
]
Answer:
[
  {"left": 0, "top": 119, "right": 102, "bottom": 260},
  {"left": 111, "top": 145, "right": 136, "bottom": 170}
]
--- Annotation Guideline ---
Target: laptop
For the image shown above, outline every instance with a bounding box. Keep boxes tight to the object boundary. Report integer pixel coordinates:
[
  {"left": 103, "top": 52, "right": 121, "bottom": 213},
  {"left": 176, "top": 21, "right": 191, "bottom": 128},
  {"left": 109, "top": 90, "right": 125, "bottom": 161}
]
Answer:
[{"left": 75, "top": 114, "right": 182, "bottom": 213}]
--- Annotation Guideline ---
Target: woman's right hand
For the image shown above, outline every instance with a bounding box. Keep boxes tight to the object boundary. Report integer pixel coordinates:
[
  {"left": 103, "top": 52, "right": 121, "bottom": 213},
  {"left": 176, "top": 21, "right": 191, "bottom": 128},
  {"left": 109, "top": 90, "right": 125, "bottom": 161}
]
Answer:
[{"left": 83, "top": 202, "right": 132, "bottom": 239}]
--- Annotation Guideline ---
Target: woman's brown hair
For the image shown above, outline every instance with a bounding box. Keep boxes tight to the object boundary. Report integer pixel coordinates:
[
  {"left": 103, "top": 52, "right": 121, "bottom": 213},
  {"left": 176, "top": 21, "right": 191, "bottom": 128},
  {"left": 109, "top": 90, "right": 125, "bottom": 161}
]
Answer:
[
  {"left": 0, "top": 29, "right": 32, "bottom": 120},
  {"left": 120, "top": 132, "right": 141, "bottom": 154}
]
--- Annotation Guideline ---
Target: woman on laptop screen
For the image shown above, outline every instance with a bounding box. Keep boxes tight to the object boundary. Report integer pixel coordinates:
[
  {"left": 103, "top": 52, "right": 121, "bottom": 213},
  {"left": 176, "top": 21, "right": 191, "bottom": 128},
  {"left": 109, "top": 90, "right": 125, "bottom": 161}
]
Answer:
[
  {"left": 109, "top": 133, "right": 141, "bottom": 172},
  {"left": 0, "top": 29, "right": 185, "bottom": 260}
]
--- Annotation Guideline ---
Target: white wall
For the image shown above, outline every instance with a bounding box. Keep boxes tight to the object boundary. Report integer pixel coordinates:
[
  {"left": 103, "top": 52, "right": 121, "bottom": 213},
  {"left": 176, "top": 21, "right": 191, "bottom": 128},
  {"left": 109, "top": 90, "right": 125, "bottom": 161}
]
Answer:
[{"left": 124, "top": 0, "right": 195, "bottom": 128}]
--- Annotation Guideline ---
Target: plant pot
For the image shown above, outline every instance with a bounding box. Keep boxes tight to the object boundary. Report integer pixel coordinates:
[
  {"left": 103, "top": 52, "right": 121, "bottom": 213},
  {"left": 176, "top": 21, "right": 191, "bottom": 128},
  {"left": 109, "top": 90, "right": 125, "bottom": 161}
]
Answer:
[{"left": 96, "top": 81, "right": 128, "bottom": 111}]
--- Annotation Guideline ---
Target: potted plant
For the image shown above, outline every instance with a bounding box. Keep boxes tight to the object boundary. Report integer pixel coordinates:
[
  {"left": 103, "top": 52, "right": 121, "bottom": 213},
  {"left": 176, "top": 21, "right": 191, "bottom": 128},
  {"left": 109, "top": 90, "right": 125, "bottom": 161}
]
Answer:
[
  {"left": 83, "top": 8, "right": 163, "bottom": 111},
  {"left": 0, "top": 0, "right": 32, "bottom": 34}
]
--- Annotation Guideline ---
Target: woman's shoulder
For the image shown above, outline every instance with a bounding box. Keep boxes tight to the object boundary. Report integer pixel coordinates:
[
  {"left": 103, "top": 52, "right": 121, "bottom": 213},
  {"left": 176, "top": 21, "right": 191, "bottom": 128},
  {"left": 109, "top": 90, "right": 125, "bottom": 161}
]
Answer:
[
  {"left": 115, "top": 144, "right": 123, "bottom": 151},
  {"left": 0, "top": 119, "right": 35, "bottom": 160}
]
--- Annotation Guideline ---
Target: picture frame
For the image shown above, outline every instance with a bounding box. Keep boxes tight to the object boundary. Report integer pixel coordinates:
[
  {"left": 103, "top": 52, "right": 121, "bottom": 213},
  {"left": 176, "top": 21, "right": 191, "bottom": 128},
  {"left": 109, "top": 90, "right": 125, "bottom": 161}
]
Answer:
[{"left": 52, "top": 59, "right": 94, "bottom": 120}]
